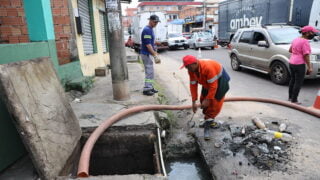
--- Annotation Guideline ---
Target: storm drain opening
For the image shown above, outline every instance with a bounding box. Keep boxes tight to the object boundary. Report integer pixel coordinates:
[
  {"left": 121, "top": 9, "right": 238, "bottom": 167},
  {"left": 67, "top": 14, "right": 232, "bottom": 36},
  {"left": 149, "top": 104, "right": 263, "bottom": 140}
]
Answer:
[
  {"left": 80, "top": 125, "right": 163, "bottom": 176},
  {"left": 164, "top": 148, "right": 213, "bottom": 180}
]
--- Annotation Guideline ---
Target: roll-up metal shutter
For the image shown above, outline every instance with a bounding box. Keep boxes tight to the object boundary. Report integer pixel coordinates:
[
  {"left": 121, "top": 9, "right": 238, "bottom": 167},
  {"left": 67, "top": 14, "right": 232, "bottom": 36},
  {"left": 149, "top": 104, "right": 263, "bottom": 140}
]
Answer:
[
  {"left": 78, "top": 0, "right": 94, "bottom": 55},
  {"left": 99, "top": 12, "right": 107, "bottom": 53}
]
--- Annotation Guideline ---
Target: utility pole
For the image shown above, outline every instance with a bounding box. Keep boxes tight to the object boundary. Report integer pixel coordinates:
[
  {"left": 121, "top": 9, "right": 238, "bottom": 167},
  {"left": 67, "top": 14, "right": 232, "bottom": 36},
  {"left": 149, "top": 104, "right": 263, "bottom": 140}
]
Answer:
[
  {"left": 106, "top": 0, "right": 130, "bottom": 101},
  {"left": 203, "top": 0, "right": 206, "bottom": 30}
]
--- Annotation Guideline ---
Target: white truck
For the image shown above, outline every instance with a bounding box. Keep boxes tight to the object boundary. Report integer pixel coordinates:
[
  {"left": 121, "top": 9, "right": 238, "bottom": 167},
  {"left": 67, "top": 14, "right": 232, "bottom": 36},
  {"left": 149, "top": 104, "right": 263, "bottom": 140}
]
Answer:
[{"left": 131, "top": 11, "right": 169, "bottom": 52}]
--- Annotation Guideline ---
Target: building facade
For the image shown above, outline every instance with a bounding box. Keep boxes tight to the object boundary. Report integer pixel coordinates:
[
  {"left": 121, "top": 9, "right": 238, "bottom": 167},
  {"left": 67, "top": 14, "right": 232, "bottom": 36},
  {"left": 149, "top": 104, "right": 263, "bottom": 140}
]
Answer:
[
  {"left": 0, "top": 0, "right": 127, "bottom": 171},
  {"left": 137, "top": 2, "right": 202, "bottom": 22}
]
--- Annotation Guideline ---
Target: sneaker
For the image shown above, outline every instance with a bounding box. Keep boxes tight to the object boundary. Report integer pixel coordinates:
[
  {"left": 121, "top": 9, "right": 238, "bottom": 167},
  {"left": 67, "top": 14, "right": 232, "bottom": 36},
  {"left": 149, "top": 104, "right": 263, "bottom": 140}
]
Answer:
[
  {"left": 143, "top": 90, "right": 154, "bottom": 96},
  {"left": 151, "top": 88, "right": 158, "bottom": 93},
  {"left": 200, "top": 119, "right": 220, "bottom": 129},
  {"left": 291, "top": 101, "right": 302, "bottom": 105}
]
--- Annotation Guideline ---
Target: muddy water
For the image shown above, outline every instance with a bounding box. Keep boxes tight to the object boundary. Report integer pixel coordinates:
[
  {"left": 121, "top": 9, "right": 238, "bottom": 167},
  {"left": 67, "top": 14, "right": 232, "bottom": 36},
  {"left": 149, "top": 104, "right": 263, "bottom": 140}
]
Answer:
[{"left": 165, "top": 157, "right": 212, "bottom": 180}]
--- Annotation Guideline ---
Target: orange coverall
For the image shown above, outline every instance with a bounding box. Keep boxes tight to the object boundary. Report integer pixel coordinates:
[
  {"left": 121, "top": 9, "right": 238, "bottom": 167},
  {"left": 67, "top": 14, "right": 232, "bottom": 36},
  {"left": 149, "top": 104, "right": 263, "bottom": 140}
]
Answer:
[{"left": 188, "top": 60, "right": 225, "bottom": 119}]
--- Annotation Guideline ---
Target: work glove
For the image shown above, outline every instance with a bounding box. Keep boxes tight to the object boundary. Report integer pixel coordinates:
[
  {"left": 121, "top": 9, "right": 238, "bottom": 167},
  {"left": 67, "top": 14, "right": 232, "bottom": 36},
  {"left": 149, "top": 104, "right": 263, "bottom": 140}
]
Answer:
[{"left": 154, "top": 55, "right": 161, "bottom": 64}]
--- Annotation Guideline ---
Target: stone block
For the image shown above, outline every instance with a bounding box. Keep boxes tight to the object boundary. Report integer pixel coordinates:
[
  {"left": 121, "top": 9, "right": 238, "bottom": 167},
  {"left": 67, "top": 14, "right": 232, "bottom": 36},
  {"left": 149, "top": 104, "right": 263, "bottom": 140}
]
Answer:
[
  {"left": 0, "top": 57, "right": 81, "bottom": 180},
  {"left": 95, "top": 67, "right": 107, "bottom": 77}
]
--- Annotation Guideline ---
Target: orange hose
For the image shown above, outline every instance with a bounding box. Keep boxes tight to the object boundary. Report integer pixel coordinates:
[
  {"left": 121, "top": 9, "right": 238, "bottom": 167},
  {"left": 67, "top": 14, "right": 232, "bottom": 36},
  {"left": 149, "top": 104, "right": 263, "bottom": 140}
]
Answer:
[{"left": 77, "top": 97, "right": 320, "bottom": 177}]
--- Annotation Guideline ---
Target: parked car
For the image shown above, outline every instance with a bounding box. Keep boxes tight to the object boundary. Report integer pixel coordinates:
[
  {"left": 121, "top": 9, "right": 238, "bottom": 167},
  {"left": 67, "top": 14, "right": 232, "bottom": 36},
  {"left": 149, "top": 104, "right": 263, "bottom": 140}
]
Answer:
[
  {"left": 188, "top": 31, "right": 216, "bottom": 49},
  {"left": 229, "top": 25, "right": 320, "bottom": 85},
  {"left": 168, "top": 33, "right": 189, "bottom": 50},
  {"left": 182, "top": 32, "right": 192, "bottom": 39}
]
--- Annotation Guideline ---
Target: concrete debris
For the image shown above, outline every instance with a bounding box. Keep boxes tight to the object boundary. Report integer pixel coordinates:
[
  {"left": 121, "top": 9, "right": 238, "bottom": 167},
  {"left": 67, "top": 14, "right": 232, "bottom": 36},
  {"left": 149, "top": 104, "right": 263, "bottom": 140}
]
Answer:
[
  {"left": 241, "top": 127, "right": 246, "bottom": 135},
  {"left": 219, "top": 122, "right": 293, "bottom": 171},
  {"left": 73, "top": 98, "right": 81, "bottom": 103},
  {"left": 214, "top": 141, "right": 224, "bottom": 148},
  {"left": 279, "top": 123, "right": 287, "bottom": 132},
  {"left": 274, "top": 146, "right": 282, "bottom": 151}
]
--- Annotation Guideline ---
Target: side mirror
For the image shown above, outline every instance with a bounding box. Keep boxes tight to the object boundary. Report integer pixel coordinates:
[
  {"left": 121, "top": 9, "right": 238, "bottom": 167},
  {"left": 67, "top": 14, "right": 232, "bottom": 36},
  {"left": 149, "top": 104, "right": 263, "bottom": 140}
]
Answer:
[{"left": 258, "top": 40, "right": 269, "bottom": 47}]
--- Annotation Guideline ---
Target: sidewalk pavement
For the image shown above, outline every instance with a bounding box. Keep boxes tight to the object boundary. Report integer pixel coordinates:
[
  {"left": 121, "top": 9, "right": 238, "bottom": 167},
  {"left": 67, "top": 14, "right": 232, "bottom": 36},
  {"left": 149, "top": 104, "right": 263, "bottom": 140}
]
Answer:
[{"left": 71, "top": 54, "right": 157, "bottom": 128}]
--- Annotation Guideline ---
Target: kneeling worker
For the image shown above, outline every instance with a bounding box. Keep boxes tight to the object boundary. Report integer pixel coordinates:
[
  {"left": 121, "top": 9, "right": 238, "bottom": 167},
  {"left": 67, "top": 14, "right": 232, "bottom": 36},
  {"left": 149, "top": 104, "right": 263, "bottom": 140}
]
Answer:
[{"left": 181, "top": 55, "right": 230, "bottom": 140}]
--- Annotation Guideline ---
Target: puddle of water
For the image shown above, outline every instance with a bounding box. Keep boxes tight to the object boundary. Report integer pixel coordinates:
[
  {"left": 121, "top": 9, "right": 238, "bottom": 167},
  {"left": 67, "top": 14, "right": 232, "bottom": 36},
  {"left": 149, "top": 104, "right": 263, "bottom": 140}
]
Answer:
[{"left": 165, "top": 157, "right": 212, "bottom": 180}]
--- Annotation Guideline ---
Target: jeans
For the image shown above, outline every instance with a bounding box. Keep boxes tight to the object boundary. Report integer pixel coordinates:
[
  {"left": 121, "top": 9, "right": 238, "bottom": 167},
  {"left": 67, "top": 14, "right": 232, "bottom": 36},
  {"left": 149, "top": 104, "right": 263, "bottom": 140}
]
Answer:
[{"left": 288, "top": 64, "right": 306, "bottom": 102}]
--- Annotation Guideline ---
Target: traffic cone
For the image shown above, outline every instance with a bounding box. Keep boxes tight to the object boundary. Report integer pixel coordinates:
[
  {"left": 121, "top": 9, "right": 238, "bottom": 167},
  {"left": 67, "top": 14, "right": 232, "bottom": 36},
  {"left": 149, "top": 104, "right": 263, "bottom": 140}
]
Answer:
[
  {"left": 313, "top": 90, "right": 320, "bottom": 109},
  {"left": 198, "top": 48, "right": 202, "bottom": 58}
]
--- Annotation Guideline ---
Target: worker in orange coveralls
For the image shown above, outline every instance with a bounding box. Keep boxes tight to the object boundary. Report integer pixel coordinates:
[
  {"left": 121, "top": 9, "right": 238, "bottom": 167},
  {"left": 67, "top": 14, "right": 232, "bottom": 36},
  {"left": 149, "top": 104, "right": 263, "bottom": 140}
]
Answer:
[{"left": 181, "top": 55, "right": 230, "bottom": 140}]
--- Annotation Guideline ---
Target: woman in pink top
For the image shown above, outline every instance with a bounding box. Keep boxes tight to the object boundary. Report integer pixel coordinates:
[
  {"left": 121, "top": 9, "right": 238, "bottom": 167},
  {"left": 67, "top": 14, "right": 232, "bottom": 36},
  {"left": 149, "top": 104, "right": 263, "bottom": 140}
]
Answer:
[{"left": 288, "top": 26, "right": 318, "bottom": 104}]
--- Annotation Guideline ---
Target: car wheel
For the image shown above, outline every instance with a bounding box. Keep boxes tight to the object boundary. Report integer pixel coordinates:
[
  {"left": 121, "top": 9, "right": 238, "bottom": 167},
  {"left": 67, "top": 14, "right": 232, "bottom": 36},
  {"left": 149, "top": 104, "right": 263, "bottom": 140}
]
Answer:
[
  {"left": 270, "top": 62, "right": 290, "bottom": 85},
  {"left": 231, "top": 54, "right": 241, "bottom": 71},
  {"left": 211, "top": 46, "right": 215, "bottom": 50},
  {"left": 193, "top": 44, "right": 197, "bottom": 50},
  {"left": 184, "top": 45, "right": 189, "bottom": 49}
]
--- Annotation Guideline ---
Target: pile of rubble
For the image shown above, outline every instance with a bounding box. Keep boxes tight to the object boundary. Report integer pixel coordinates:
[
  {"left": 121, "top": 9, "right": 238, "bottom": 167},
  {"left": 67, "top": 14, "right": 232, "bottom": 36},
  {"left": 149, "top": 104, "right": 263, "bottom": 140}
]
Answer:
[{"left": 219, "top": 117, "right": 294, "bottom": 171}]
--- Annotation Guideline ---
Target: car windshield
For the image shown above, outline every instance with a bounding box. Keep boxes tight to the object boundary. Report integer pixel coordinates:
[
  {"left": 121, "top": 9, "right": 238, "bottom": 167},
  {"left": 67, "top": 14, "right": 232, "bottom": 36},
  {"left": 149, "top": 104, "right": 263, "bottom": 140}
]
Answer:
[
  {"left": 197, "top": 32, "right": 212, "bottom": 38},
  {"left": 168, "top": 33, "right": 182, "bottom": 38},
  {"left": 267, "top": 27, "right": 300, "bottom": 44}
]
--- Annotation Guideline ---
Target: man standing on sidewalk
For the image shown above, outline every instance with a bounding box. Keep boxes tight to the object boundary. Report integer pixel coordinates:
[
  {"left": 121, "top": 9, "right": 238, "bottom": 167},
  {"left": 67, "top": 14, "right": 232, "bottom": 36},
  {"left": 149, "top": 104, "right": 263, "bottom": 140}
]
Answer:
[
  {"left": 181, "top": 55, "right": 230, "bottom": 140},
  {"left": 140, "top": 15, "right": 161, "bottom": 96}
]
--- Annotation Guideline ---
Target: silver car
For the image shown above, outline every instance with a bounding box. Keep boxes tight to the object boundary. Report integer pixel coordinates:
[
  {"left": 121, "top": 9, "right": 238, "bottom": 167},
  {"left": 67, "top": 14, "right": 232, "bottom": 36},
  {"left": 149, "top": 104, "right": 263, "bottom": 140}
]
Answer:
[
  {"left": 188, "top": 32, "right": 216, "bottom": 49},
  {"left": 229, "top": 25, "right": 320, "bottom": 85}
]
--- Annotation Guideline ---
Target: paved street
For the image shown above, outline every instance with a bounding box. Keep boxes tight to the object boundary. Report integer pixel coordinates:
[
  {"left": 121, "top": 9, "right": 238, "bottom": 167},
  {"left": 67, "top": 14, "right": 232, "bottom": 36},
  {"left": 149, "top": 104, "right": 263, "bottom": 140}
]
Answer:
[{"left": 160, "top": 47, "right": 320, "bottom": 107}]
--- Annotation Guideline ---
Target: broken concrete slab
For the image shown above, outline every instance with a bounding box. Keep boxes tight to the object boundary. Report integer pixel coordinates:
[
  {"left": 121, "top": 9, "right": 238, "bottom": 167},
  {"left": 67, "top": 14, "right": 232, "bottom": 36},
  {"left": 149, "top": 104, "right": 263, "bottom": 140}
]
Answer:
[
  {"left": 0, "top": 57, "right": 81, "bottom": 180},
  {"left": 72, "top": 103, "right": 157, "bottom": 128},
  {"left": 57, "top": 174, "right": 166, "bottom": 180}
]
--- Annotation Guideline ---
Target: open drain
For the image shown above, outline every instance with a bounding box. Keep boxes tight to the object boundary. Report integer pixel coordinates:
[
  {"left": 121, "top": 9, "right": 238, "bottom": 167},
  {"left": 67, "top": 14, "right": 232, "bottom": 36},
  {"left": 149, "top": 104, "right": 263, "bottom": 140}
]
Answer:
[
  {"left": 80, "top": 125, "right": 164, "bottom": 176},
  {"left": 165, "top": 156, "right": 212, "bottom": 180}
]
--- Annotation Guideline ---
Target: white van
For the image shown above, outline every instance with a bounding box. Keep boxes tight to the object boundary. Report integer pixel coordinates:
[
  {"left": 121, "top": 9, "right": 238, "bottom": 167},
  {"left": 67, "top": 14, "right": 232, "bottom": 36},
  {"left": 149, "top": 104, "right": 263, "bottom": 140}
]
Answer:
[{"left": 131, "top": 11, "right": 168, "bottom": 52}]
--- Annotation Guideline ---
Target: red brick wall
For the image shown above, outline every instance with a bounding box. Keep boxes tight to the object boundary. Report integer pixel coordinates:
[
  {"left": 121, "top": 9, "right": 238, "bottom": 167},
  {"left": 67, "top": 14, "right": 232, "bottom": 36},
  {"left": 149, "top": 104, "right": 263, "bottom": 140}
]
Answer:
[
  {"left": 0, "top": 0, "right": 29, "bottom": 44},
  {"left": 51, "top": 0, "right": 72, "bottom": 65}
]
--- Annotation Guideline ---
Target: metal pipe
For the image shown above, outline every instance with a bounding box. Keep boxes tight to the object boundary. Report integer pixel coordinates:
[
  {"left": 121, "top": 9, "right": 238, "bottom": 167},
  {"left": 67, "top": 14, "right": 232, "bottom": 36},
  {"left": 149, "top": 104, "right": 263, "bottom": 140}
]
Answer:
[
  {"left": 77, "top": 97, "right": 320, "bottom": 177},
  {"left": 157, "top": 128, "right": 167, "bottom": 177}
]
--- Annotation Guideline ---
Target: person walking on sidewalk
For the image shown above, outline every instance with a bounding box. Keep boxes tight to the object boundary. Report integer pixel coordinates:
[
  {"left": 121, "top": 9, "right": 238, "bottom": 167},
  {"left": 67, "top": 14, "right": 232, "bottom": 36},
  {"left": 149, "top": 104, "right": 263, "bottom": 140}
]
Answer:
[
  {"left": 140, "top": 15, "right": 161, "bottom": 96},
  {"left": 181, "top": 55, "right": 230, "bottom": 140},
  {"left": 288, "top": 25, "right": 319, "bottom": 104}
]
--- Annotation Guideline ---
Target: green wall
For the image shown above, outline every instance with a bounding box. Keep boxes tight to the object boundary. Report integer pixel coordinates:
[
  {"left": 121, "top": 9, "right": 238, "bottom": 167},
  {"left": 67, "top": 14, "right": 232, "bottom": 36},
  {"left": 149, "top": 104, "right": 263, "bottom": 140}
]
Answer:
[
  {"left": 0, "top": 41, "right": 82, "bottom": 82},
  {"left": 23, "top": 0, "right": 55, "bottom": 41}
]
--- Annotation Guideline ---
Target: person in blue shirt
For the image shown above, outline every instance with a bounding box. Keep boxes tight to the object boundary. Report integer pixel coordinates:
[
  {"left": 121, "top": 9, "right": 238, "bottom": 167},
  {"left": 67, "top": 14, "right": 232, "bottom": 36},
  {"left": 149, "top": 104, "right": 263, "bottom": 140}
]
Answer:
[{"left": 140, "top": 15, "right": 161, "bottom": 96}]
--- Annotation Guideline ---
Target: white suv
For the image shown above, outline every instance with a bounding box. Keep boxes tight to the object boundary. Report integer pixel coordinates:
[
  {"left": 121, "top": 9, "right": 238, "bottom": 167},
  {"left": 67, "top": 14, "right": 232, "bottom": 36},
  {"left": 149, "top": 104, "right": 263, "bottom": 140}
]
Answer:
[{"left": 229, "top": 25, "right": 320, "bottom": 85}]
